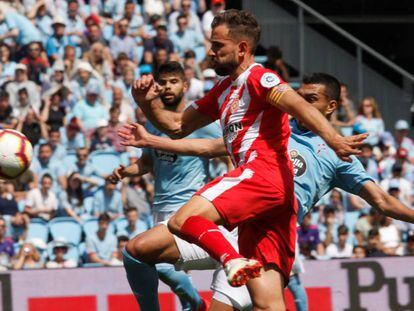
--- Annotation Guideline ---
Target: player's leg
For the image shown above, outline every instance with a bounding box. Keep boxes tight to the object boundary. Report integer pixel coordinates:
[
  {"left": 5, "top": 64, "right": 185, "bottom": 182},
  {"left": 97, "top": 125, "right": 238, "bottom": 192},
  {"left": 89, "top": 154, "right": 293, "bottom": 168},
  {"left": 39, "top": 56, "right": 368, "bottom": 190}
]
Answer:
[
  {"left": 287, "top": 274, "right": 308, "bottom": 311},
  {"left": 246, "top": 265, "right": 286, "bottom": 311}
]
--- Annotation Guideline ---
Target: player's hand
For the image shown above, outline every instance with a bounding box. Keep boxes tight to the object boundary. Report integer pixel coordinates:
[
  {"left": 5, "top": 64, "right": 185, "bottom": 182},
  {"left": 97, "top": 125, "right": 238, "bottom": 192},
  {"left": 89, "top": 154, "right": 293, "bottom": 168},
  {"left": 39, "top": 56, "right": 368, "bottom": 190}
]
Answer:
[
  {"left": 107, "top": 165, "right": 126, "bottom": 184},
  {"left": 131, "top": 75, "right": 161, "bottom": 105},
  {"left": 329, "top": 133, "right": 368, "bottom": 162},
  {"left": 118, "top": 123, "right": 151, "bottom": 148}
]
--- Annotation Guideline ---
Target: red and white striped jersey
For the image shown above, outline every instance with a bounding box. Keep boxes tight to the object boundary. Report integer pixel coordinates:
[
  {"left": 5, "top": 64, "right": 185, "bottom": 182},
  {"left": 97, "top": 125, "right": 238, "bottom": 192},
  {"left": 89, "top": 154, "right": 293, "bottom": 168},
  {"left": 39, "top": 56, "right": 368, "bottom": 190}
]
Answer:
[{"left": 192, "top": 63, "right": 291, "bottom": 167}]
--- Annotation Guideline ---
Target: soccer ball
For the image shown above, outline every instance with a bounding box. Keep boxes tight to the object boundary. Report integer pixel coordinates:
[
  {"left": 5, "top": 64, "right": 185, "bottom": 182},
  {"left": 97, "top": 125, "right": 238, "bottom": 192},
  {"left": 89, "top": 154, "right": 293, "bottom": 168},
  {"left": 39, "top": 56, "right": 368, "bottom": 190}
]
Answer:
[{"left": 0, "top": 130, "right": 33, "bottom": 179}]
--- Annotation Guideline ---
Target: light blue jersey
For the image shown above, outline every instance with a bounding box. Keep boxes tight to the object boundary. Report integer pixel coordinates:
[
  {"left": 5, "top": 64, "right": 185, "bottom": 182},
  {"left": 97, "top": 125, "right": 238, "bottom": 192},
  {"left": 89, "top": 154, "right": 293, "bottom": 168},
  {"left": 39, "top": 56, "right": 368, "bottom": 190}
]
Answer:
[
  {"left": 289, "top": 120, "right": 373, "bottom": 223},
  {"left": 145, "top": 121, "right": 222, "bottom": 213}
]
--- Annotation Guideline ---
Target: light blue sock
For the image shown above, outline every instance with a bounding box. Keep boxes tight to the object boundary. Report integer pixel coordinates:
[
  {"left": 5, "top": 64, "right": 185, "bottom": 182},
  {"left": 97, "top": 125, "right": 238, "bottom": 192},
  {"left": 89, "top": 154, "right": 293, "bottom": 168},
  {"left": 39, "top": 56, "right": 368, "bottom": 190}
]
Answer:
[
  {"left": 156, "top": 263, "right": 203, "bottom": 311},
  {"left": 122, "top": 249, "right": 160, "bottom": 311}
]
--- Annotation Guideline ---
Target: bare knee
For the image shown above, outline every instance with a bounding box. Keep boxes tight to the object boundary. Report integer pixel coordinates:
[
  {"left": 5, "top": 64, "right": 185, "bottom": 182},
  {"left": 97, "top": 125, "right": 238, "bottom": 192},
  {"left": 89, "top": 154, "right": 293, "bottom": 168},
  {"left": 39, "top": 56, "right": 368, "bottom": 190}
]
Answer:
[
  {"left": 126, "top": 234, "right": 158, "bottom": 264},
  {"left": 167, "top": 214, "right": 186, "bottom": 236}
]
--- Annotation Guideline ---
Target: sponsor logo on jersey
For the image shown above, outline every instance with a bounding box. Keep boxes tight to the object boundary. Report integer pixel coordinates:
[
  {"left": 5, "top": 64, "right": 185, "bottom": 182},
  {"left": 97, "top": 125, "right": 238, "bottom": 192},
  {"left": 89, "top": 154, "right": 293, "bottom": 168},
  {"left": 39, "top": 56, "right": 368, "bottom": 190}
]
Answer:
[
  {"left": 155, "top": 150, "right": 178, "bottom": 163},
  {"left": 260, "top": 73, "right": 280, "bottom": 88},
  {"left": 290, "top": 149, "right": 307, "bottom": 177},
  {"left": 223, "top": 122, "right": 243, "bottom": 143}
]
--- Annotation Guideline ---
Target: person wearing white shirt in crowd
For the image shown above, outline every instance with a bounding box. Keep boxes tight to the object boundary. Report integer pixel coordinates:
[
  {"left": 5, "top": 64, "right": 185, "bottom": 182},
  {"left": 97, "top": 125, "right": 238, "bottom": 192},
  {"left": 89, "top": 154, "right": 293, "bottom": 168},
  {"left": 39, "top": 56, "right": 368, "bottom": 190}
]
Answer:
[
  {"left": 46, "top": 238, "right": 77, "bottom": 268},
  {"left": 393, "top": 120, "right": 414, "bottom": 163},
  {"left": 326, "top": 225, "right": 353, "bottom": 258},
  {"left": 201, "top": 0, "right": 225, "bottom": 39},
  {"left": 380, "top": 163, "right": 413, "bottom": 206},
  {"left": 111, "top": 86, "right": 135, "bottom": 124},
  {"left": 183, "top": 66, "right": 203, "bottom": 103},
  {"left": 378, "top": 214, "right": 403, "bottom": 256},
  {"left": 24, "top": 174, "right": 58, "bottom": 221},
  {"left": 168, "top": 0, "right": 202, "bottom": 34}
]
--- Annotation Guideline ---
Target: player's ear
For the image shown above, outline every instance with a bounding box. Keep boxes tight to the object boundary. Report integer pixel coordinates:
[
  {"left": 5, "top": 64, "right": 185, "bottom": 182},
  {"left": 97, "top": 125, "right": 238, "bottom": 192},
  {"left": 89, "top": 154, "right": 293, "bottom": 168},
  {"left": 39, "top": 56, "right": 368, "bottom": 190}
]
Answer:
[
  {"left": 327, "top": 100, "right": 337, "bottom": 114},
  {"left": 238, "top": 41, "right": 249, "bottom": 57},
  {"left": 182, "top": 79, "right": 189, "bottom": 92}
]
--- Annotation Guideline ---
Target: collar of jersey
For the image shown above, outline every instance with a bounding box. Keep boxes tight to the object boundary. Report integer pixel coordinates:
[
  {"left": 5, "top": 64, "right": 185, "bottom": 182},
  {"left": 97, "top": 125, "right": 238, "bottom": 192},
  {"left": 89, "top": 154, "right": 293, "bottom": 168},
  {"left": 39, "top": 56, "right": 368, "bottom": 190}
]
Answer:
[
  {"left": 231, "top": 62, "right": 261, "bottom": 88},
  {"left": 290, "top": 119, "right": 316, "bottom": 137}
]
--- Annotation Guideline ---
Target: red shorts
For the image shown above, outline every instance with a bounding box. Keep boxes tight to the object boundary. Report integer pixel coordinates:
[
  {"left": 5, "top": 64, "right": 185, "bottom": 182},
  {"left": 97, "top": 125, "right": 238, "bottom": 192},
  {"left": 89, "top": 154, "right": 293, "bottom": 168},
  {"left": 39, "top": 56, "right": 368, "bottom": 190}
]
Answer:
[{"left": 195, "top": 158, "right": 297, "bottom": 282}]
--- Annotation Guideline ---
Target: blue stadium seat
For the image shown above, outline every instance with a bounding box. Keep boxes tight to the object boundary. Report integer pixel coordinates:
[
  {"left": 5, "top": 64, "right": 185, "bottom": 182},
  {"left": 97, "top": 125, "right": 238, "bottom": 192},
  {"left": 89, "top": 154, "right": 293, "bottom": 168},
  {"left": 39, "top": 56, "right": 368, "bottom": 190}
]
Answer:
[
  {"left": 82, "top": 218, "right": 115, "bottom": 238},
  {"left": 63, "top": 152, "right": 78, "bottom": 170},
  {"left": 27, "top": 219, "right": 49, "bottom": 243},
  {"left": 345, "top": 211, "right": 361, "bottom": 231},
  {"left": 17, "top": 200, "right": 25, "bottom": 212},
  {"left": 89, "top": 151, "right": 121, "bottom": 176},
  {"left": 83, "top": 197, "right": 94, "bottom": 215},
  {"left": 47, "top": 242, "right": 80, "bottom": 264},
  {"left": 48, "top": 217, "right": 82, "bottom": 245},
  {"left": 311, "top": 212, "right": 319, "bottom": 225}
]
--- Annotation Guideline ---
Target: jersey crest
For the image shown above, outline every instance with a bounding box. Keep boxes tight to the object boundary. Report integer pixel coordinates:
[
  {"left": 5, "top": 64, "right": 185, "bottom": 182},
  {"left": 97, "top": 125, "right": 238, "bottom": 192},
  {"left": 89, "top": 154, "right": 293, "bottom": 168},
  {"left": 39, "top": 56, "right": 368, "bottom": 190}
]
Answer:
[{"left": 290, "top": 149, "right": 307, "bottom": 177}]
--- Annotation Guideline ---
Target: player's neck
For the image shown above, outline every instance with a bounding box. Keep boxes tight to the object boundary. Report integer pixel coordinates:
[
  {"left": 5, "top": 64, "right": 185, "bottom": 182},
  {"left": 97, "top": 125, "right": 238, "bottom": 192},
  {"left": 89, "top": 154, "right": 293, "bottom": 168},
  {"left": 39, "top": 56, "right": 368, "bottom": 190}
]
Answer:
[
  {"left": 165, "top": 99, "right": 187, "bottom": 113},
  {"left": 230, "top": 56, "right": 255, "bottom": 80}
]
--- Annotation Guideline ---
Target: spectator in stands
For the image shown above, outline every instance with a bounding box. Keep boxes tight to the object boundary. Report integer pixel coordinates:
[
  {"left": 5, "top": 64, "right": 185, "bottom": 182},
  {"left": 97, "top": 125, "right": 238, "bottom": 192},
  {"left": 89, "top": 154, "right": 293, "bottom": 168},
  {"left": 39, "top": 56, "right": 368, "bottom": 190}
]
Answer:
[
  {"left": 46, "top": 238, "right": 77, "bottom": 268},
  {"left": 380, "top": 163, "right": 413, "bottom": 206},
  {"left": 113, "top": 235, "right": 129, "bottom": 265},
  {"left": 119, "top": 207, "right": 147, "bottom": 238},
  {"left": 404, "top": 232, "right": 414, "bottom": 256},
  {"left": 170, "top": 14, "right": 205, "bottom": 61},
  {"left": 83, "top": 42, "right": 113, "bottom": 83},
  {"left": 110, "top": 18, "right": 138, "bottom": 63},
  {"left": 111, "top": 86, "right": 135, "bottom": 124},
  {"left": 263, "top": 46, "right": 290, "bottom": 82},
  {"left": 318, "top": 205, "right": 339, "bottom": 249},
  {"left": 297, "top": 213, "right": 325, "bottom": 257},
  {"left": 202, "top": 68, "right": 218, "bottom": 93},
  {"left": 70, "top": 61, "right": 103, "bottom": 103},
  {"left": 40, "top": 128, "right": 67, "bottom": 161},
  {"left": 114, "top": 66, "right": 135, "bottom": 102},
  {"left": 106, "top": 107, "right": 125, "bottom": 152},
  {"left": 58, "top": 172, "right": 85, "bottom": 222},
  {"left": 27, "top": 1, "right": 53, "bottom": 44},
  {"left": 90, "top": 120, "right": 113, "bottom": 152},
  {"left": 143, "top": 13, "right": 163, "bottom": 39},
  {"left": 378, "top": 214, "right": 402, "bottom": 256},
  {"left": 92, "top": 179, "right": 123, "bottom": 220},
  {"left": 202, "top": 0, "right": 225, "bottom": 39},
  {"left": 366, "top": 228, "right": 387, "bottom": 257},
  {"left": 143, "top": 24, "right": 174, "bottom": 64},
  {"left": 63, "top": 45, "right": 79, "bottom": 78},
  {"left": 355, "top": 96, "right": 384, "bottom": 146},
  {"left": 60, "top": 117, "right": 86, "bottom": 152},
  {"left": 393, "top": 120, "right": 414, "bottom": 163},
  {"left": 68, "top": 148, "right": 101, "bottom": 191},
  {"left": 20, "top": 41, "right": 49, "bottom": 85},
  {"left": 0, "top": 91, "right": 17, "bottom": 129},
  {"left": 12, "top": 239, "right": 45, "bottom": 270},
  {"left": 184, "top": 65, "right": 203, "bottom": 103},
  {"left": 86, "top": 213, "right": 118, "bottom": 266},
  {"left": 0, "top": 179, "right": 19, "bottom": 216},
  {"left": 331, "top": 83, "right": 355, "bottom": 136},
  {"left": 153, "top": 47, "right": 169, "bottom": 74},
  {"left": 357, "top": 144, "right": 380, "bottom": 181},
  {"left": 64, "top": 0, "right": 85, "bottom": 51},
  {"left": 24, "top": 173, "right": 58, "bottom": 221},
  {"left": 168, "top": 0, "right": 202, "bottom": 34},
  {"left": 6, "top": 64, "right": 41, "bottom": 114},
  {"left": 0, "top": 9, "right": 42, "bottom": 51},
  {"left": 0, "top": 43, "right": 16, "bottom": 86},
  {"left": 80, "top": 22, "right": 108, "bottom": 56},
  {"left": 46, "top": 16, "right": 73, "bottom": 62},
  {"left": 30, "top": 143, "right": 66, "bottom": 190},
  {"left": 16, "top": 108, "right": 45, "bottom": 146},
  {"left": 321, "top": 189, "right": 345, "bottom": 224},
  {"left": 0, "top": 217, "right": 14, "bottom": 269},
  {"left": 121, "top": 0, "right": 145, "bottom": 44},
  {"left": 352, "top": 245, "right": 367, "bottom": 259},
  {"left": 42, "top": 60, "right": 70, "bottom": 93},
  {"left": 325, "top": 225, "right": 353, "bottom": 258},
  {"left": 125, "top": 174, "right": 153, "bottom": 228},
  {"left": 40, "top": 90, "right": 66, "bottom": 130},
  {"left": 71, "top": 81, "right": 109, "bottom": 132},
  {"left": 355, "top": 208, "right": 381, "bottom": 241}
]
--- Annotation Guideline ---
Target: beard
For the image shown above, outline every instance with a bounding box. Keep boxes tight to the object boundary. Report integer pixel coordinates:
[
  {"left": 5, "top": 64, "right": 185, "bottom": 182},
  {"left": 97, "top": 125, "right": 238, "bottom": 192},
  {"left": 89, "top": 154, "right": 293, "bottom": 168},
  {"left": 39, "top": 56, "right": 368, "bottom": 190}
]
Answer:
[
  {"left": 211, "top": 57, "right": 239, "bottom": 76},
  {"left": 160, "top": 92, "right": 184, "bottom": 107}
]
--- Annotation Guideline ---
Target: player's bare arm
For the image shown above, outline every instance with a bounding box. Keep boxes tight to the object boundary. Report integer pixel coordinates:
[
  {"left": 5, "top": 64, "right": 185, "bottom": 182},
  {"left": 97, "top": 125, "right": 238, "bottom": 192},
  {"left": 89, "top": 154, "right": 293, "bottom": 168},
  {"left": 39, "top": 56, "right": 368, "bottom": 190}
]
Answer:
[
  {"left": 131, "top": 75, "right": 213, "bottom": 138},
  {"left": 107, "top": 153, "right": 153, "bottom": 184},
  {"left": 119, "top": 123, "right": 227, "bottom": 158},
  {"left": 358, "top": 181, "right": 414, "bottom": 223},
  {"left": 268, "top": 84, "right": 368, "bottom": 162}
]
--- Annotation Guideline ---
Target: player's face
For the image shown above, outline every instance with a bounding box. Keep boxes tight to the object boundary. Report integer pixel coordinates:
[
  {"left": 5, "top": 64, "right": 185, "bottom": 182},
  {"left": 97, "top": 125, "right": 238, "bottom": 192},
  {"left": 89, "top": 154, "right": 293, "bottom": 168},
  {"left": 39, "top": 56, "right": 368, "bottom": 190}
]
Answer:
[
  {"left": 208, "top": 25, "right": 239, "bottom": 76},
  {"left": 297, "top": 83, "right": 333, "bottom": 117},
  {"left": 158, "top": 74, "right": 187, "bottom": 107}
]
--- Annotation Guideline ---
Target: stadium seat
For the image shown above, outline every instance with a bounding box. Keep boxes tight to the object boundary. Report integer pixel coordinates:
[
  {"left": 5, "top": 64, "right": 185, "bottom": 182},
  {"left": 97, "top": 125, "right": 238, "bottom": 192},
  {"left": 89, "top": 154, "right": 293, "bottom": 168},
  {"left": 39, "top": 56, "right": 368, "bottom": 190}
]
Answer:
[
  {"left": 89, "top": 151, "right": 121, "bottom": 176},
  {"left": 17, "top": 200, "right": 25, "bottom": 212},
  {"left": 48, "top": 217, "right": 82, "bottom": 245},
  {"left": 345, "top": 211, "right": 361, "bottom": 231},
  {"left": 82, "top": 218, "right": 115, "bottom": 238},
  {"left": 83, "top": 197, "right": 94, "bottom": 215},
  {"left": 27, "top": 219, "right": 49, "bottom": 243},
  {"left": 47, "top": 242, "right": 80, "bottom": 264}
]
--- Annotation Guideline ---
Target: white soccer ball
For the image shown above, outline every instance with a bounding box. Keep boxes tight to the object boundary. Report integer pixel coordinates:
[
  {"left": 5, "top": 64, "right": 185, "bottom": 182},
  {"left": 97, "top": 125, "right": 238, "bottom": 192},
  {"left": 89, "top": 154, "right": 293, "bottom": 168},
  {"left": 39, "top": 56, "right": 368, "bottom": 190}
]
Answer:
[{"left": 0, "top": 129, "right": 33, "bottom": 179}]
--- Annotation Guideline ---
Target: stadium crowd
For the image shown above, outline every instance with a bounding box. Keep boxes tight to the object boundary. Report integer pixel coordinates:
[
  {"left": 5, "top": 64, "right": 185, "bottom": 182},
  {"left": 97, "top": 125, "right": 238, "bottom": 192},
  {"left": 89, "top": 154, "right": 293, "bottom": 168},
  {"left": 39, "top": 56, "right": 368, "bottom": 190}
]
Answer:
[{"left": 0, "top": 0, "right": 411, "bottom": 271}]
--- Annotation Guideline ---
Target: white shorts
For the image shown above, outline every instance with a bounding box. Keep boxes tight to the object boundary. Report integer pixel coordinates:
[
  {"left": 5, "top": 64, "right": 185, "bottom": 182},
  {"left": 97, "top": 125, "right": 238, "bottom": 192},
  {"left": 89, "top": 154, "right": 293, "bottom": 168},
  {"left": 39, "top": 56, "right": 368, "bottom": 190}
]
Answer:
[
  {"left": 159, "top": 221, "right": 252, "bottom": 309},
  {"left": 153, "top": 211, "right": 176, "bottom": 224}
]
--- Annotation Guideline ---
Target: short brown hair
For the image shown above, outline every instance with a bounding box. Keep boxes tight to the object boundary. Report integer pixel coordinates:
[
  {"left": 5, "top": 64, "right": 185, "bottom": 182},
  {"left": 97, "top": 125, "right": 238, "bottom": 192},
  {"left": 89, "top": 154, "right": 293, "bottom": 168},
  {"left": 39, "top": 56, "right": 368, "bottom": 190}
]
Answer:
[{"left": 211, "top": 9, "right": 261, "bottom": 53}]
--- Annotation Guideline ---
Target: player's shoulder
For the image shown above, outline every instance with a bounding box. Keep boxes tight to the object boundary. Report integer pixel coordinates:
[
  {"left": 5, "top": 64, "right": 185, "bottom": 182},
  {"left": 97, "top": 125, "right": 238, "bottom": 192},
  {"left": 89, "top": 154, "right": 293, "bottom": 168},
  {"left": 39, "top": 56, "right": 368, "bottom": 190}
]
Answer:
[{"left": 248, "top": 65, "right": 284, "bottom": 89}]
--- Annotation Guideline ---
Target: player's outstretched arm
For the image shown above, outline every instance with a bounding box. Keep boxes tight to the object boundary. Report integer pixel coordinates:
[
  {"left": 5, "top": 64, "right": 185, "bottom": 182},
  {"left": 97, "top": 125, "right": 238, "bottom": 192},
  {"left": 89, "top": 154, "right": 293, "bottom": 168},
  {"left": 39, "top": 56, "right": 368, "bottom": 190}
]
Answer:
[
  {"left": 268, "top": 85, "right": 368, "bottom": 162},
  {"left": 131, "top": 75, "right": 213, "bottom": 138},
  {"left": 106, "top": 154, "right": 153, "bottom": 184},
  {"left": 358, "top": 181, "right": 414, "bottom": 223},
  {"left": 119, "top": 123, "right": 227, "bottom": 158}
]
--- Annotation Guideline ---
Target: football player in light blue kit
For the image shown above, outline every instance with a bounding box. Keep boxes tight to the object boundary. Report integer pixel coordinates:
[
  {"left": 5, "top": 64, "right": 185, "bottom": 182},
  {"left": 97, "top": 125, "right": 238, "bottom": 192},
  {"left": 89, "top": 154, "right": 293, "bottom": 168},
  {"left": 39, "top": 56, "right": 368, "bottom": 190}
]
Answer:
[
  {"left": 117, "top": 72, "right": 414, "bottom": 311},
  {"left": 108, "top": 62, "right": 221, "bottom": 311}
]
